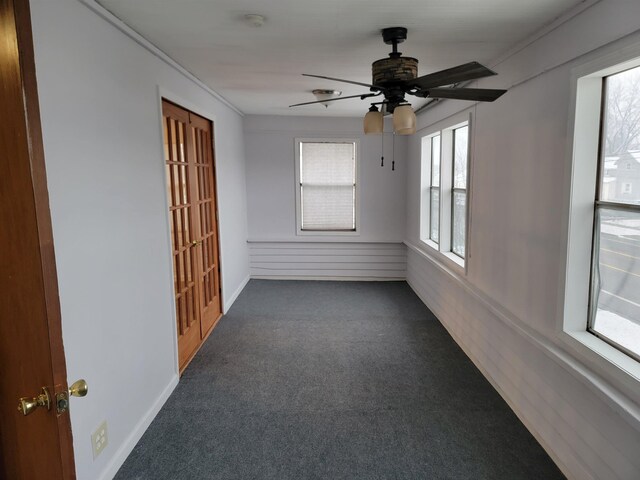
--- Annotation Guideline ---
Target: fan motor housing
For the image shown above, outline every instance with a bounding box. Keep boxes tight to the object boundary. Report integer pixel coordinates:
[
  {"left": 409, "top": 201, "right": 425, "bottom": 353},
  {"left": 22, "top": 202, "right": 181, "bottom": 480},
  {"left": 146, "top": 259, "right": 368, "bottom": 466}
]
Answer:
[{"left": 372, "top": 56, "right": 418, "bottom": 87}]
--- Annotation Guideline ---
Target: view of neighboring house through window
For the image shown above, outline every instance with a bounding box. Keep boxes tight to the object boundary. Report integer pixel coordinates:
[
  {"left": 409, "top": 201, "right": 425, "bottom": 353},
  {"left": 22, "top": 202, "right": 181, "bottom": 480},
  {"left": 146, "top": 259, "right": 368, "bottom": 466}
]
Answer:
[
  {"left": 420, "top": 119, "right": 470, "bottom": 266},
  {"left": 296, "top": 140, "right": 357, "bottom": 232},
  {"left": 590, "top": 64, "right": 640, "bottom": 360}
]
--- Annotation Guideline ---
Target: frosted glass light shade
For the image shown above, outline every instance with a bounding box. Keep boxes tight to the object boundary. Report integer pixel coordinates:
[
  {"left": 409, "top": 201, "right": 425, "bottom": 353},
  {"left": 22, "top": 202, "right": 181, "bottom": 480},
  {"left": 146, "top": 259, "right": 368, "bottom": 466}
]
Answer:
[
  {"left": 393, "top": 105, "right": 416, "bottom": 135},
  {"left": 312, "top": 89, "right": 341, "bottom": 107},
  {"left": 363, "top": 110, "right": 383, "bottom": 134}
]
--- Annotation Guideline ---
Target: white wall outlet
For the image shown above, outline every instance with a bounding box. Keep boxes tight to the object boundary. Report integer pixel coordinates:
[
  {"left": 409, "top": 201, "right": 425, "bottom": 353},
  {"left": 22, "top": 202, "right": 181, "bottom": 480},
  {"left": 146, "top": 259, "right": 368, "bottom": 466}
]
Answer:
[{"left": 91, "top": 421, "right": 109, "bottom": 459}]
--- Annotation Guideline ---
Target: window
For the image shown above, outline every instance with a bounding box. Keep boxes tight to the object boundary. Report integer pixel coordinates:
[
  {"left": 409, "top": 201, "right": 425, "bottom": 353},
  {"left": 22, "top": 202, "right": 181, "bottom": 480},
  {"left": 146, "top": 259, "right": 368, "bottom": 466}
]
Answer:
[
  {"left": 588, "top": 65, "right": 640, "bottom": 361},
  {"left": 452, "top": 125, "right": 469, "bottom": 258},
  {"left": 420, "top": 115, "right": 471, "bottom": 266},
  {"left": 564, "top": 40, "right": 640, "bottom": 399},
  {"left": 430, "top": 134, "right": 441, "bottom": 243},
  {"left": 295, "top": 139, "right": 358, "bottom": 233}
]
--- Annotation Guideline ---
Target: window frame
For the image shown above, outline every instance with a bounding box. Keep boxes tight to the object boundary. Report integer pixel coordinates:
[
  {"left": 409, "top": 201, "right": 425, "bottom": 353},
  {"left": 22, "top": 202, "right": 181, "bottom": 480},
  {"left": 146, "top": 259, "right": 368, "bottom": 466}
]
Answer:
[
  {"left": 561, "top": 38, "right": 640, "bottom": 397},
  {"left": 586, "top": 69, "right": 640, "bottom": 363},
  {"left": 419, "top": 111, "right": 472, "bottom": 270},
  {"left": 294, "top": 138, "right": 360, "bottom": 236},
  {"left": 451, "top": 124, "right": 470, "bottom": 259},
  {"left": 430, "top": 133, "right": 441, "bottom": 244}
]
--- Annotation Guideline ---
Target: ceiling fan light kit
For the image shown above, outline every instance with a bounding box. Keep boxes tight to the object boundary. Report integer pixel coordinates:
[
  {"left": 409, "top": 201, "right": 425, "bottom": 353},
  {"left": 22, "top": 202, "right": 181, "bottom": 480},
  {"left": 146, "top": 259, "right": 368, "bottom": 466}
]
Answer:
[
  {"left": 392, "top": 105, "right": 416, "bottom": 135},
  {"left": 290, "top": 26, "right": 508, "bottom": 135},
  {"left": 312, "top": 89, "right": 342, "bottom": 108},
  {"left": 363, "top": 105, "right": 384, "bottom": 134}
]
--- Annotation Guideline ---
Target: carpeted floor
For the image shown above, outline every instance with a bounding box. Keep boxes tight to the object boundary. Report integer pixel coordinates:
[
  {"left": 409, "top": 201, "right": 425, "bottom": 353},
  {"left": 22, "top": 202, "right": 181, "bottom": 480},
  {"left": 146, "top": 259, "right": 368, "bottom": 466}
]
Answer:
[{"left": 115, "top": 280, "right": 565, "bottom": 480}]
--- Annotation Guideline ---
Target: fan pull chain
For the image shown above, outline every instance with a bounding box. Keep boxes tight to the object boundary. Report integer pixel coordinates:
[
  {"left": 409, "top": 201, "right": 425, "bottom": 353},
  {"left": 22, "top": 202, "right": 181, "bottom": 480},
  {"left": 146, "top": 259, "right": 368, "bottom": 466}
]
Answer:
[
  {"left": 380, "top": 132, "right": 384, "bottom": 167},
  {"left": 392, "top": 133, "right": 395, "bottom": 171}
]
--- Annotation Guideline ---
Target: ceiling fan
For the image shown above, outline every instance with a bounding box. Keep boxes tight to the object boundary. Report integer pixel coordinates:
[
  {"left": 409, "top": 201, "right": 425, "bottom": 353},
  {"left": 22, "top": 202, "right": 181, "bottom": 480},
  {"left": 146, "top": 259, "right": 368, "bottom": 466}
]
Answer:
[{"left": 289, "top": 27, "right": 507, "bottom": 134}]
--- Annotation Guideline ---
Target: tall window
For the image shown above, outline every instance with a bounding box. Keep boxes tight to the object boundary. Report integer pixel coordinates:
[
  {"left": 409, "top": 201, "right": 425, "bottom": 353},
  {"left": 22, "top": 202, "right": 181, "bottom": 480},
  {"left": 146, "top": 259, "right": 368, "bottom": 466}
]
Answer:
[
  {"left": 430, "top": 135, "right": 441, "bottom": 243},
  {"left": 589, "top": 65, "right": 640, "bottom": 361},
  {"left": 295, "top": 140, "right": 357, "bottom": 232},
  {"left": 420, "top": 118, "right": 470, "bottom": 265},
  {"left": 452, "top": 125, "right": 469, "bottom": 257}
]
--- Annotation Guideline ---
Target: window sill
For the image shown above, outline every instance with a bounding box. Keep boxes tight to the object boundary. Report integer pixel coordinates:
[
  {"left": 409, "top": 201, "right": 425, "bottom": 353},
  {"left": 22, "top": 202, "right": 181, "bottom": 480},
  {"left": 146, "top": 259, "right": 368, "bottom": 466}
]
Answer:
[
  {"left": 558, "top": 329, "right": 640, "bottom": 403},
  {"left": 443, "top": 251, "right": 465, "bottom": 269},
  {"left": 296, "top": 229, "right": 360, "bottom": 237},
  {"left": 421, "top": 238, "right": 439, "bottom": 251},
  {"left": 417, "top": 239, "right": 466, "bottom": 274}
]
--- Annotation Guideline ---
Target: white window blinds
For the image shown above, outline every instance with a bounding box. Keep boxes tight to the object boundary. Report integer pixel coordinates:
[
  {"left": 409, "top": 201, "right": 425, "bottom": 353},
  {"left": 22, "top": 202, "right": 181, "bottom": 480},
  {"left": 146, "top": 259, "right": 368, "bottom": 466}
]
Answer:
[{"left": 299, "top": 142, "right": 356, "bottom": 231}]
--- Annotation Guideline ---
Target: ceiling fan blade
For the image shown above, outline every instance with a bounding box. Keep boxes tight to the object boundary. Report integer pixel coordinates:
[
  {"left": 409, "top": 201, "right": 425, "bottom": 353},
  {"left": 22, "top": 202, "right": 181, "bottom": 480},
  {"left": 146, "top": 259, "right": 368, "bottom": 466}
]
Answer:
[
  {"left": 425, "top": 87, "right": 507, "bottom": 102},
  {"left": 289, "top": 92, "right": 378, "bottom": 107},
  {"left": 408, "top": 62, "right": 497, "bottom": 90},
  {"left": 302, "top": 74, "right": 383, "bottom": 90}
]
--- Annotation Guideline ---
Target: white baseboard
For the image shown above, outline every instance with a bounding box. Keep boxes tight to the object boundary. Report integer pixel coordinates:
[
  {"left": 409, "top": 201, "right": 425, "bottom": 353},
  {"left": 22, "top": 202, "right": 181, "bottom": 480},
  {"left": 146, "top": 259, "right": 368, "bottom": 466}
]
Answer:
[
  {"left": 405, "top": 277, "right": 582, "bottom": 480},
  {"left": 251, "top": 275, "right": 406, "bottom": 281},
  {"left": 95, "top": 274, "right": 250, "bottom": 479},
  {"left": 97, "top": 375, "right": 179, "bottom": 480},
  {"left": 223, "top": 274, "right": 250, "bottom": 313}
]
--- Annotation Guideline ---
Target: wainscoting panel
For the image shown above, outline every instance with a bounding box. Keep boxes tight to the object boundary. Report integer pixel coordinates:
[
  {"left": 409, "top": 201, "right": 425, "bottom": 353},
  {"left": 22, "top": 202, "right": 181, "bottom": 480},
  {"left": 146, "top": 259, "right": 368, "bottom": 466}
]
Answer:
[
  {"left": 248, "top": 241, "right": 406, "bottom": 280},
  {"left": 405, "top": 245, "right": 640, "bottom": 480}
]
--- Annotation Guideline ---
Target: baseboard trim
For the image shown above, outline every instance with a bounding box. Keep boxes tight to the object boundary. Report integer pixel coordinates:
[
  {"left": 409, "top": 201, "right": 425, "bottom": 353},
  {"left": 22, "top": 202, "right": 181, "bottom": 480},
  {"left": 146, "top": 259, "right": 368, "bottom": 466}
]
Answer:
[
  {"left": 97, "top": 375, "right": 179, "bottom": 480},
  {"left": 405, "top": 277, "right": 584, "bottom": 480},
  {"left": 404, "top": 241, "right": 640, "bottom": 427},
  {"left": 247, "top": 238, "right": 405, "bottom": 244},
  {"left": 251, "top": 275, "right": 406, "bottom": 281},
  {"left": 223, "top": 274, "right": 250, "bottom": 313}
]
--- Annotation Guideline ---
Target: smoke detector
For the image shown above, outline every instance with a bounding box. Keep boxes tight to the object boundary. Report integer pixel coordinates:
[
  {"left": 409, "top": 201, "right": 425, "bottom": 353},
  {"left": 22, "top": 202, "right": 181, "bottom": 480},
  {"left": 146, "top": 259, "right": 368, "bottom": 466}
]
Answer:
[{"left": 245, "top": 14, "right": 265, "bottom": 27}]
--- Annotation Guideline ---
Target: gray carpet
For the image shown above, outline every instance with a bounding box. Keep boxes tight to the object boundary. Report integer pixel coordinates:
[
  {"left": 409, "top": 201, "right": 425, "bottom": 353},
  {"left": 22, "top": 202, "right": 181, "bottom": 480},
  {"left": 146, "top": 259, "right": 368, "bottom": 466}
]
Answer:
[{"left": 115, "top": 280, "right": 565, "bottom": 480}]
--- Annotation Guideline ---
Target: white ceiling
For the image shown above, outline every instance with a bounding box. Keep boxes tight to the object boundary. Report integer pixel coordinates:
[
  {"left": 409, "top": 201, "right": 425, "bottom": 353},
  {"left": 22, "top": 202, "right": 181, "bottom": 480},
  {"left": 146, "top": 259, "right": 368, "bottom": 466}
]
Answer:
[{"left": 97, "top": 0, "right": 584, "bottom": 116}]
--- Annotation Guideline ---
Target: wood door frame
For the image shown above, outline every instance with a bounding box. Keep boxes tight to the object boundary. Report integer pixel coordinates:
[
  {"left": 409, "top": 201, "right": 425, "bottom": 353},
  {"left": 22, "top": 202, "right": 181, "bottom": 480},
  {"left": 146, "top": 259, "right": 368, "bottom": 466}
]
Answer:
[
  {"left": 0, "top": 0, "right": 75, "bottom": 477},
  {"left": 156, "top": 89, "right": 224, "bottom": 372}
]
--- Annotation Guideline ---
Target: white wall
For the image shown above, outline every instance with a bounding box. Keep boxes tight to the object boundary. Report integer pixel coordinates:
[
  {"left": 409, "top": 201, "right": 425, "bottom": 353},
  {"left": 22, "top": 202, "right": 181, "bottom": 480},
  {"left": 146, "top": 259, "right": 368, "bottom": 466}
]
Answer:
[
  {"left": 27, "top": 0, "right": 640, "bottom": 477},
  {"left": 244, "top": 115, "right": 407, "bottom": 279},
  {"left": 405, "top": 1, "right": 640, "bottom": 479},
  {"left": 30, "top": 0, "right": 250, "bottom": 479}
]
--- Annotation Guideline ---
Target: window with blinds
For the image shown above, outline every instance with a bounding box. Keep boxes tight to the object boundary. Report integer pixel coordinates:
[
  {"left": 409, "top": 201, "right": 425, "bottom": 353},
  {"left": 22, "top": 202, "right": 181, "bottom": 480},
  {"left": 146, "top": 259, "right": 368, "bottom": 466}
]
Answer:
[{"left": 296, "top": 140, "right": 357, "bottom": 232}]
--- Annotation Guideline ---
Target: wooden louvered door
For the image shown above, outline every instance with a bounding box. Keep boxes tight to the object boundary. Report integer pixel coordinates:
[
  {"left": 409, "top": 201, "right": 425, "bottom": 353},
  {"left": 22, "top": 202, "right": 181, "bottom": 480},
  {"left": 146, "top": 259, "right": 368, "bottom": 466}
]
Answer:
[{"left": 162, "top": 100, "right": 222, "bottom": 371}]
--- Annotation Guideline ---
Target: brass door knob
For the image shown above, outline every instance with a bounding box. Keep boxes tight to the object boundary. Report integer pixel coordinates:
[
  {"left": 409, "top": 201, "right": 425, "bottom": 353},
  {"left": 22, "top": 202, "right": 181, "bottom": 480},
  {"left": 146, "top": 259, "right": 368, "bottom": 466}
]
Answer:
[
  {"left": 17, "top": 387, "right": 51, "bottom": 416},
  {"left": 69, "top": 379, "right": 88, "bottom": 397}
]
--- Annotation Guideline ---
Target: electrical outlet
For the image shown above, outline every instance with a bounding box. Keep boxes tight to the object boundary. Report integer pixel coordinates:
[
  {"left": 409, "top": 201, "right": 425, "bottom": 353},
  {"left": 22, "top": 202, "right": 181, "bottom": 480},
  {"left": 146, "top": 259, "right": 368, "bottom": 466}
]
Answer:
[{"left": 91, "top": 421, "right": 109, "bottom": 459}]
